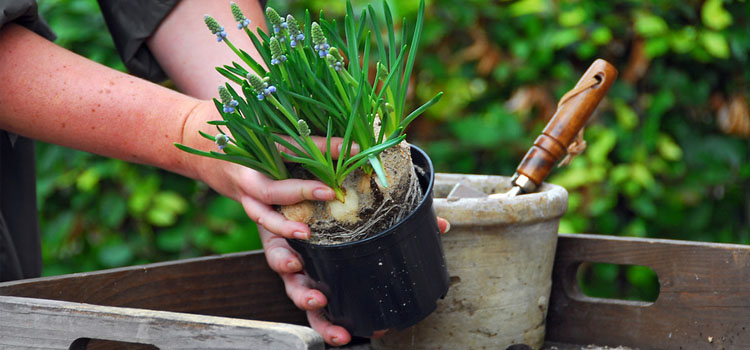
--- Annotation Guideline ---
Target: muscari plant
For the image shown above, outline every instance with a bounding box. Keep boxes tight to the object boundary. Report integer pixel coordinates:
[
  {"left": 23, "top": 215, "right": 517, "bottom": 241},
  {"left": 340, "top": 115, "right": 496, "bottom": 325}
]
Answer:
[{"left": 176, "top": 0, "right": 442, "bottom": 202}]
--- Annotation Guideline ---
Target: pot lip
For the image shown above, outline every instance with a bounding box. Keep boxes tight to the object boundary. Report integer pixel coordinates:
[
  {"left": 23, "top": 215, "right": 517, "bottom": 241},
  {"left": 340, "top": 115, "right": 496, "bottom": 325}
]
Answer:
[
  {"left": 433, "top": 174, "right": 567, "bottom": 204},
  {"left": 432, "top": 173, "right": 569, "bottom": 225},
  {"left": 289, "top": 143, "right": 433, "bottom": 250}
]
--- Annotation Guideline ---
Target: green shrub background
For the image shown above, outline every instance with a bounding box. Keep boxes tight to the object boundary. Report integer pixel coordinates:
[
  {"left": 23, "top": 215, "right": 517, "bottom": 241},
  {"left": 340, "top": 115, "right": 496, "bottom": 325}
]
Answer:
[{"left": 36, "top": 0, "right": 749, "bottom": 300}]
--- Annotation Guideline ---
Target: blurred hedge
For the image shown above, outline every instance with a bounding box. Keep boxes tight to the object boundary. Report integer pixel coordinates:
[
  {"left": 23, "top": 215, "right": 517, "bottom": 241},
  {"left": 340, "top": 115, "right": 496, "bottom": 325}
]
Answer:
[{"left": 37, "top": 0, "right": 748, "bottom": 299}]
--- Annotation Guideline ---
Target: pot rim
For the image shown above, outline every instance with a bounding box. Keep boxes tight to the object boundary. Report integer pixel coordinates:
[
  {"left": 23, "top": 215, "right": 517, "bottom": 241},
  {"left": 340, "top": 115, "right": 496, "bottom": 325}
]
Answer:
[
  {"left": 289, "top": 144, "right": 434, "bottom": 250},
  {"left": 433, "top": 173, "right": 569, "bottom": 226}
]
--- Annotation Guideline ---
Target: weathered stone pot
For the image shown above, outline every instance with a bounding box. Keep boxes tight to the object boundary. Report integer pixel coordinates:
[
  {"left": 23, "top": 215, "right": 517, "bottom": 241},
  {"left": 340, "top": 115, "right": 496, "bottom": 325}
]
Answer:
[{"left": 372, "top": 173, "right": 568, "bottom": 350}]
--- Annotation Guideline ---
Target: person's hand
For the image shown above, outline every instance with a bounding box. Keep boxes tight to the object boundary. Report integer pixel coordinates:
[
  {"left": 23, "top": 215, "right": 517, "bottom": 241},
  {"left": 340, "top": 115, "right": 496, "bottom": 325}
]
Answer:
[
  {"left": 260, "top": 218, "right": 451, "bottom": 346},
  {"left": 199, "top": 161, "right": 339, "bottom": 240}
]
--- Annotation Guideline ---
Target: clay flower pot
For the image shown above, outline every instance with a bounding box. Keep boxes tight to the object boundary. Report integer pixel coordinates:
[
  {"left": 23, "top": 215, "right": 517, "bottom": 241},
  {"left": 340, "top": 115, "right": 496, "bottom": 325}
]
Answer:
[
  {"left": 373, "top": 174, "right": 568, "bottom": 350},
  {"left": 287, "top": 145, "right": 450, "bottom": 337}
]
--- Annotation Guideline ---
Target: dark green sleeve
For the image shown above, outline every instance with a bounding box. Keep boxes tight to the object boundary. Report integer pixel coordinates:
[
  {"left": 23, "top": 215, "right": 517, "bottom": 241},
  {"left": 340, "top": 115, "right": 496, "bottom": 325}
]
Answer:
[
  {"left": 0, "top": 0, "right": 56, "bottom": 40},
  {"left": 97, "top": 0, "right": 180, "bottom": 82},
  {"left": 0, "top": 135, "right": 41, "bottom": 282},
  {"left": 98, "top": 0, "right": 268, "bottom": 83}
]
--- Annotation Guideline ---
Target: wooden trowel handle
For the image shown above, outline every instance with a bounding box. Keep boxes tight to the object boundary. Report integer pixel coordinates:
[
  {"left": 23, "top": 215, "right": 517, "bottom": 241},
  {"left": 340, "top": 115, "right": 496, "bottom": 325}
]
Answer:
[{"left": 513, "top": 59, "right": 618, "bottom": 191}]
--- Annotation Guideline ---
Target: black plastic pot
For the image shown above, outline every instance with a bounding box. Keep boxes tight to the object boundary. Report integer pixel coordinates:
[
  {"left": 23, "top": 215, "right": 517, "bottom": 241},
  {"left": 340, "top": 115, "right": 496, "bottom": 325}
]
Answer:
[{"left": 287, "top": 145, "right": 450, "bottom": 337}]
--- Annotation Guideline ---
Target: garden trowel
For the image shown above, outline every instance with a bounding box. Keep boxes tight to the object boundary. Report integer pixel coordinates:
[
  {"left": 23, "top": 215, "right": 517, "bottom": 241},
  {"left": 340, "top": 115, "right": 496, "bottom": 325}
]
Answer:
[{"left": 447, "top": 59, "right": 618, "bottom": 199}]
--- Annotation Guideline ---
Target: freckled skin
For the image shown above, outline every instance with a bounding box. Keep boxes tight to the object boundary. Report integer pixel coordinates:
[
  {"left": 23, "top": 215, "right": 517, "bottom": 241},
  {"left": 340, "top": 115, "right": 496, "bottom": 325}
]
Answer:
[{"left": 0, "top": 24, "right": 198, "bottom": 176}]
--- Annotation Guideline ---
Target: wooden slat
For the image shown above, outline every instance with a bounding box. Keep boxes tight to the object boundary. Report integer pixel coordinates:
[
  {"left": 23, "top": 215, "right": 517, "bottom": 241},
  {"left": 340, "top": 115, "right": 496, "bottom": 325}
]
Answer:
[
  {"left": 0, "top": 250, "right": 307, "bottom": 326},
  {"left": 546, "top": 234, "right": 750, "bottom": 350},
  {"left": 5, "top": 235, "right": 748, "bottom": 349},
  {"left": 0, "top": 295, "right": 322, "bottom": 349}
]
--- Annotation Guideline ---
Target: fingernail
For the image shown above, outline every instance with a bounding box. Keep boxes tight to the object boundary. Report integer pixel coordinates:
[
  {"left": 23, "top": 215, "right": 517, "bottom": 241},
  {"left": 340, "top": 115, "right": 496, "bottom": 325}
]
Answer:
[
  {"left": 293, "top": 231, "right": 309, "bottom": 240},
  {"left": 331, "top": 336, "right": 341, "bottom": 345},
  {"left": 313, "top": 188, "right": 334, "bottom": 200},
  {"left": 307, "top": 298, "right": 318, "bottom": 307},
  {"left": 443, "top": 220, "right": 451, "bottom": 234},
  {"left": 287, "top": 260, "right": 301, "bottom": 271}
]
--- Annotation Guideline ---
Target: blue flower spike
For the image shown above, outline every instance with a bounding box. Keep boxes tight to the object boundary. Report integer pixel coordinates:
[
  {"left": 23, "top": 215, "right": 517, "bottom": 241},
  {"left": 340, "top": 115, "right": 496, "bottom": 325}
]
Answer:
[
  {"left": 215, "top": 133, "right": 229, "bottom": 150},
  {"left": 266, "top": 7, "right": 287, "bottom": 34},
  {"left": 247, "top": 74, "right": 275, "bottom": 101},
  {"left": 218, "top": 86, "right": 238, "bottom": 113},
  {"left": 230, "top": 2, "right": 251, "bottom": 29},
  {"left": 311, "top": 22, "right": 330, "bottom": 58},
  {"left": 270, "top": 37, "right": 287, "bottom": 65},
  {"left": 286, "top": 15, "right": 304, "bottom": 48},
  {"left": 204, "top": 15, "right": 227, "bottom": 42},
  {"left": 327, "top": 47, "right": 344, "bottom": 72}
]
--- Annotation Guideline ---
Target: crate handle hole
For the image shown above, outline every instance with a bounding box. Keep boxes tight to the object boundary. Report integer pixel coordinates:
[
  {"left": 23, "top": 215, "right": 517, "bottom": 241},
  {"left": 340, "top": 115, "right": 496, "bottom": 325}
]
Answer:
[
  {"left": 575, "top": 262, "right": 660, "bottom": 304},
  {"left": 69, "top": 338, "right": 159, "bottom": 350}
]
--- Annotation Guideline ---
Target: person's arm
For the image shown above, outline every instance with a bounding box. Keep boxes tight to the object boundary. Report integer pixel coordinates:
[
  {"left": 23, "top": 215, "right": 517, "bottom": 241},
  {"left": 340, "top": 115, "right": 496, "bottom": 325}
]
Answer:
[
  {"left": 0, "top": 23, "right": 197, "bottom": 174},
  {"left": 0, "top": 19, "right": 338, "bottom": 232},
  {"left": 145, "top": 0, "right": 265, "bottom": 100}
]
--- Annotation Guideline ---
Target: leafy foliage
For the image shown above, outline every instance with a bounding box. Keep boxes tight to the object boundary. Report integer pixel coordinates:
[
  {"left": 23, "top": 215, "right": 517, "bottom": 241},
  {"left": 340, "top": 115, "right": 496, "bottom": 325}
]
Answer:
[{"left": 37, "top": 0, "right": 749, "bottom": 303}]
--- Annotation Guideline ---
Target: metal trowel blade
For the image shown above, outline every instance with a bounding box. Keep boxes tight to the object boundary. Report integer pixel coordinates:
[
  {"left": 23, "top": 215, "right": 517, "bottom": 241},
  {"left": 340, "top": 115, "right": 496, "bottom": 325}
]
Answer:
[{"left": 447, "top": 181, "right": 488, "bottom": 199}]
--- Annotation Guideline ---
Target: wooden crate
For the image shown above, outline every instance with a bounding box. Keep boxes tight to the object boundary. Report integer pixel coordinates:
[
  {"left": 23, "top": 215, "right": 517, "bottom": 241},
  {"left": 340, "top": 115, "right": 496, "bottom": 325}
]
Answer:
[
  {"left": 1, "top": 234, "right": 748, "bottom": 349},
  {"left": 547, "top": 234, "right": 750, "bottom": 350}
]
